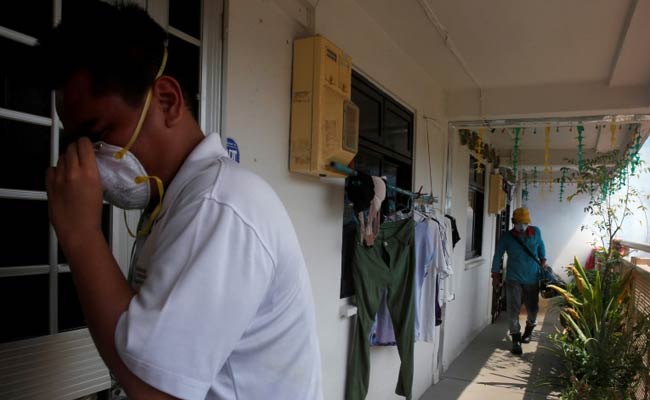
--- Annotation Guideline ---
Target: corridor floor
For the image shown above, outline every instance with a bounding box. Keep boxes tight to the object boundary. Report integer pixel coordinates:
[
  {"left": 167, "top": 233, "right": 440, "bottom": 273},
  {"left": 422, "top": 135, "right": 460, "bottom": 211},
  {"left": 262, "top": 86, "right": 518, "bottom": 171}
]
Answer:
[{"left": 420, "top": 300, "right": 561, "bottom": 400}]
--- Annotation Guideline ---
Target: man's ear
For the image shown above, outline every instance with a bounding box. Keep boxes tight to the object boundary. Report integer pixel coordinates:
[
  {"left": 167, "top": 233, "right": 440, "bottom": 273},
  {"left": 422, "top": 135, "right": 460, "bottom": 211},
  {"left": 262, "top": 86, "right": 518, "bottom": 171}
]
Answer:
[{"left": 152, "top": 76, "right": 184, "bottom": 127}]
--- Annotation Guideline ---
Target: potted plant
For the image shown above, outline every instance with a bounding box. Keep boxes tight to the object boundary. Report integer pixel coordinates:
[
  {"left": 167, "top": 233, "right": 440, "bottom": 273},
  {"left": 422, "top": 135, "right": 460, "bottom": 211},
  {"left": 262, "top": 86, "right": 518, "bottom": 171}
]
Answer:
[
  {"left": 546, "top": 258, "right": 650, "bottom": 399},
  {"left": 544, "top": 149, "right": 650, "bottom": 399}
]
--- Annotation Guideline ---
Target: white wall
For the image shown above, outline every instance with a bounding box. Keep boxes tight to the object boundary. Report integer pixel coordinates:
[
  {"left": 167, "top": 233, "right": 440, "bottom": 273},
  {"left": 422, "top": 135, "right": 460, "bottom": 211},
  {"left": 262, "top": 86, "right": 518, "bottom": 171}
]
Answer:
[
  {"left": 441, "top": 130, "right": 497, "bottom": 370},
  {"left": 222, "top": 0, "right": 452, "bottom": 399}
]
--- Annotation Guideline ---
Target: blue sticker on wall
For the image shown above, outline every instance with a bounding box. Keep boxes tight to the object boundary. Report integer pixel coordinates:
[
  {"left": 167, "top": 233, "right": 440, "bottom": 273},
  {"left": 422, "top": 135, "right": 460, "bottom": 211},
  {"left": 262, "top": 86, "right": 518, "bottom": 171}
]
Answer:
[{"left": 226, "top": 137, "right": 240, "bottom": 163}]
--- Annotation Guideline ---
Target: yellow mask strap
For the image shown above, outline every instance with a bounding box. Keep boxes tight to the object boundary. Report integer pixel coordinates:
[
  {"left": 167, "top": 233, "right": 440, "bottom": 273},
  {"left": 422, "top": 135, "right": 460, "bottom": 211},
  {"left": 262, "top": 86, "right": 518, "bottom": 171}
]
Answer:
[
  {"left": 124, "top": 175, "right": 165, "bottom": 238},
  {"left": 115, "top": 46, "right": 169, "bottom": 160}
]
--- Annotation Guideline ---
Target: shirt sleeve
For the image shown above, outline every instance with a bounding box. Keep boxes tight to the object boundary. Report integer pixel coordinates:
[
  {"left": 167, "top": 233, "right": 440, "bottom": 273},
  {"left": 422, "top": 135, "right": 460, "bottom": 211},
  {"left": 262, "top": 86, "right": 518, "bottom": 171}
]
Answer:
[
  {"left": 428, "top": 221, "right": 447, "bottom": 275},
  {"left": 114, "top": 198, "right": 274, "bottom": 399},
  {"left": 491, "top": 234, "right": 507, "bottom": 273},
  {"left": 535, "top": 227, "right": 547, "bottom": 261}
]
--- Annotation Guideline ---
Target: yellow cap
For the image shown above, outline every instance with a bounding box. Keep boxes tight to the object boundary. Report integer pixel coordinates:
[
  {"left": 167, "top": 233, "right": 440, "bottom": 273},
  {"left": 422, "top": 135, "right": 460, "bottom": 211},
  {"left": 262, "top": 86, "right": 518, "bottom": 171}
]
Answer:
[{"left": 513, "top": 207, "right": 531, "bottom": 224}]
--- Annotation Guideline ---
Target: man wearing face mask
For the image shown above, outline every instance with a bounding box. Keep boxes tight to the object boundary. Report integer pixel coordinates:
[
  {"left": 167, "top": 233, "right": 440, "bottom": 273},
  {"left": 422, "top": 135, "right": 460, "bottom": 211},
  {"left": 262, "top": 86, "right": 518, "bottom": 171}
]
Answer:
[
  {"left": 38, "top": 2, "right": 322, "bottom": 399},
  {"left": 491, "top": 207, "right": 547, "bottom": 355}
]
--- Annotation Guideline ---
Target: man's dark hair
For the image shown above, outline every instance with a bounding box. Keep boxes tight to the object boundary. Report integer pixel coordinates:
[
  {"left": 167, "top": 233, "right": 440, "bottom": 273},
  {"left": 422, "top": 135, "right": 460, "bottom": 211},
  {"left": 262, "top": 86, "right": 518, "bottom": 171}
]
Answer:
[{"left": 37, "top": 0, "right": 183, "bottom": 108}]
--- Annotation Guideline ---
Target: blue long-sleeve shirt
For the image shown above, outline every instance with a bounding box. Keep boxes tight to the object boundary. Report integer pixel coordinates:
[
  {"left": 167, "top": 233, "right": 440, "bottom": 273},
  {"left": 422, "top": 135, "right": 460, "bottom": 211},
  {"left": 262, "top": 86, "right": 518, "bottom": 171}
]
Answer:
[{"left": 491, "top": 226, "right": 546, "bottom": 284}]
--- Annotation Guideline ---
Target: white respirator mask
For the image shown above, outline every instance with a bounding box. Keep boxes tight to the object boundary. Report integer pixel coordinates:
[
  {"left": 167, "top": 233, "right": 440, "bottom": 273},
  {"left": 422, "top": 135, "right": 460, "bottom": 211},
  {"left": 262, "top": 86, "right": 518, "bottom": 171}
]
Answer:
[
  {"left": 93, "top": 46, "right": 168, "bottom": 236},
  {"left": 514, "top": 223, "right": 529, "bottom": 232},
  {"left": 94, "top": 141, "right": 152, "bottom": 209}
]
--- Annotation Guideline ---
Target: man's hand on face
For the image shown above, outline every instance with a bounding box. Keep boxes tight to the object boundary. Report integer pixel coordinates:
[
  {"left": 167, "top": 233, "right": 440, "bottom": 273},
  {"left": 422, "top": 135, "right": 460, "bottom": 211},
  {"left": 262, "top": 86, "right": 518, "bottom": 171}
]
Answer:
[{"left": 46, "top": 137, "right": 104, "bottom": 252}]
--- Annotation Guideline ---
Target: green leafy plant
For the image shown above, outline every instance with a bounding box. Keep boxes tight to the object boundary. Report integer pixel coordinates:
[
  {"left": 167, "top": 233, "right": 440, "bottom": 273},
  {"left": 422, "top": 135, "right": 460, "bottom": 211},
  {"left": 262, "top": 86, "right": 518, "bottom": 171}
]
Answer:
[
  {"left": 566, "top": 150, "right": 649, "bottom": 277},
  {"left": 545, "top": 258, "right": 650, "bottom": 400}
]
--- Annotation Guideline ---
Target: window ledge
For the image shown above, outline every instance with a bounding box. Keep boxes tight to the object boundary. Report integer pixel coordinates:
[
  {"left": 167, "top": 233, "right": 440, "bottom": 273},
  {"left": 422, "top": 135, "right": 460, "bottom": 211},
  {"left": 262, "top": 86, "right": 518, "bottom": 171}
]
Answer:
[{"left": 465, "top": 257, "right": 485, "bottom": 270}]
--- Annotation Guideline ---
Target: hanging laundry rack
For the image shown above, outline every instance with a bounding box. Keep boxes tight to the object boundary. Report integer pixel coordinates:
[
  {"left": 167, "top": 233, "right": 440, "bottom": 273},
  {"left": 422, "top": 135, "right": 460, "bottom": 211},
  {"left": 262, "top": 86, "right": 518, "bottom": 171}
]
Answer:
[{"left": 330, "top": 161, "right": 438, "bottom": 203}]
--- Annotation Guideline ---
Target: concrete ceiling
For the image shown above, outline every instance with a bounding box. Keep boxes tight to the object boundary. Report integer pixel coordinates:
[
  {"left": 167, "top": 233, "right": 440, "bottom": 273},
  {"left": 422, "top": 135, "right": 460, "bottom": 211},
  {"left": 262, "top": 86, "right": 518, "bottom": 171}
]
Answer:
[
  {"left": 427, "top": 0, "right": 636, "bottom": 89},
  {"left": 353, "top": 0, "right": 650, "bottom": 121},
  {"left": 351, "top": 0, "right": 650, "bottom": 166}
]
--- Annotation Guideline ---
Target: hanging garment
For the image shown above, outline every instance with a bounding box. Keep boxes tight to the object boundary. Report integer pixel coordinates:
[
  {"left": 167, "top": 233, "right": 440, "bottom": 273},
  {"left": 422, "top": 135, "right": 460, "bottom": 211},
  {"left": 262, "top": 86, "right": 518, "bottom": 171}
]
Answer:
[
  {"left": 370, "top": 219, "right": 439, "bottom": 344},
  {"left": 420, "top": 219, "right": 447, "bottom": 342},
  {"left": 346, "top": 219, "right": 415, "bottom": 400},
  {"left": 445, "top": 214, "right": 461, "bottom": 248},
  {"left": 433, "top": 216, "right": 454, "bottom": 278},
  {"left": 370, "top": 289, "right": 396, "bottom": 346},
  {"left": 359, "top": 176, "right": 386, "bottom": 246},
  {"left": 435, "top": 275, "right": 442, "bottom": 326}
]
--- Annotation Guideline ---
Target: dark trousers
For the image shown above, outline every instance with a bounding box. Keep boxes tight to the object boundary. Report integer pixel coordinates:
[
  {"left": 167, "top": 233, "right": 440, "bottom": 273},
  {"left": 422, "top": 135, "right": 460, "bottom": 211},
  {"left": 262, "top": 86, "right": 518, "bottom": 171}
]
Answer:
[
  {"left": 505, "top": 280, "right": 539, "bottom": 335},
  {"left": 346, "top": 219, "right": 415, "bottom": 400}
]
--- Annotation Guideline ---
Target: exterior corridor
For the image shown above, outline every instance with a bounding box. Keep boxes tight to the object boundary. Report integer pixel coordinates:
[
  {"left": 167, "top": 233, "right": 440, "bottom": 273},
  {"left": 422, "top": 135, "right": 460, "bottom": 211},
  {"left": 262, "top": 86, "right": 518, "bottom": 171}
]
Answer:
[{"left": 421, "top": 300, "right": 560, "bottom": 400}]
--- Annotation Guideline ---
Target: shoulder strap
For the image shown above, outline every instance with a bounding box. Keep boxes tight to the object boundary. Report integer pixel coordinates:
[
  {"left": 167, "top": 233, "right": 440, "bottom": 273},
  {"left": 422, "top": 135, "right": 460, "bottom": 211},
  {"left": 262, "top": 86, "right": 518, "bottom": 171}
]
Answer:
[{"left": 510, "top": 231, "right": 542, "bottom": 267}]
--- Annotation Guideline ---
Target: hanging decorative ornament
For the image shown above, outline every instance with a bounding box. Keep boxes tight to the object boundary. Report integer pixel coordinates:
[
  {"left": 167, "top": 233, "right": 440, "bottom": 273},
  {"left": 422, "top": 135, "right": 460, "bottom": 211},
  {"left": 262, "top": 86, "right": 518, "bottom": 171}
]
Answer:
[
  {"left": 618, "top": 163, "right": 627, "bottom": 191},
  {"left": 476, "top": 128, "right": 484, "bottom": 173},
  {"left": 548, "top": 166, "right": 553, "bottom": 193},
  {"left": 631, "top": 127, "right": 642, "bottom": 174},
  {"left": 544, "top": 126, "right": 551, "bottom": 191},
  {"left": 523, "top": 170, "right": 529, "bottom": 202},
  {"left": 559, "top": 167, "right": 568, "bottom": 202},
  {"left": 512, "top": 127, "right": 521, "bottom": 179},
  {"left": 577, "top": 125, "right": 585, "bottom": 172},
  {"left": 610, "top": 123, "right": 617, "bottom": 150},
  {"left": 533, "top": 166, "right": 538, "bottom": 188}
]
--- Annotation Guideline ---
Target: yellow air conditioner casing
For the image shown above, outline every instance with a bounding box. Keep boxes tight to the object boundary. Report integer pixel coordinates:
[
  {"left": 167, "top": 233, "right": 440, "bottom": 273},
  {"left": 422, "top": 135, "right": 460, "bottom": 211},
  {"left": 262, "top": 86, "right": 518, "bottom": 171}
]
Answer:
[
  {"left": 290, "top": 35, "right": 358, "bottom": 177},
  {"left": 488, "top": 174, "right": 507, "bottom": 214}
]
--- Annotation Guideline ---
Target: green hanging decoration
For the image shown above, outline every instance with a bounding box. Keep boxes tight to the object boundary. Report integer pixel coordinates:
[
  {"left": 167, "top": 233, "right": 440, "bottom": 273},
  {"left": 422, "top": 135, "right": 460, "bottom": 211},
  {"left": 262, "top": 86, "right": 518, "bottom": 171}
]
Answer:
[
  {"left": 577, "top": 125, "right": 585, "bottom": 172},
  {"left": 631, "top": 128, "right": 642, "bottom": 174},
  {"left": 512, "top": 127, "right": 521, "bottom": 180},
  {"left": 533, "top": 166, "right": 538, "bottom": 188},
  {"left": 618, "top": 163, "right": 627, "bottom": 190},
  {"left": 559, "top": 167, "right": 568, "bottom": 202}
]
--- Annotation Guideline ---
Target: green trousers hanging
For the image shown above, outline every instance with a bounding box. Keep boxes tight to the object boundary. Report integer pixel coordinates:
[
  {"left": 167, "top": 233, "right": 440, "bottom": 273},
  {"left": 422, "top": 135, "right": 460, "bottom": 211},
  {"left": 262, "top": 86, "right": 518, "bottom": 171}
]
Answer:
[{"left": 346, "top": 219, "right": 415, "bottom": 400}]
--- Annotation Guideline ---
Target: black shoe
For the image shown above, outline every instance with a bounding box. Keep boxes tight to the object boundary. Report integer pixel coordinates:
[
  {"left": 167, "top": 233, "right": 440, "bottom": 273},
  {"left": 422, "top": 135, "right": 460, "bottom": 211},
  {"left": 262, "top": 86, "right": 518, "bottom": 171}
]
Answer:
[
  {"left": 521, "top": 325, "right": 535, "bottom": 344},
  {"left": 511, "top": 333, "right": 523, "bottom": 355}
]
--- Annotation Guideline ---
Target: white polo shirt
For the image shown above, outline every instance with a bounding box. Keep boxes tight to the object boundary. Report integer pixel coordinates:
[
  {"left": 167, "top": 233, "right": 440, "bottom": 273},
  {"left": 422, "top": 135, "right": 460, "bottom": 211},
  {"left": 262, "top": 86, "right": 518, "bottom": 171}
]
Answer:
[{"left": 114, "top": 133, "right": 323, "bottom": 400}]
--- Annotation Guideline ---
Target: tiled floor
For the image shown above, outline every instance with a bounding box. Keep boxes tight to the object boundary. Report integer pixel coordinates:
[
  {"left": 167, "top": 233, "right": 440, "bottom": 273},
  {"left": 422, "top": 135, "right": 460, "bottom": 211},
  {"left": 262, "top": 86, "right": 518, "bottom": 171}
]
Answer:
[{"left": 420, "top": 300, "right": 561, "bottom": 400}]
